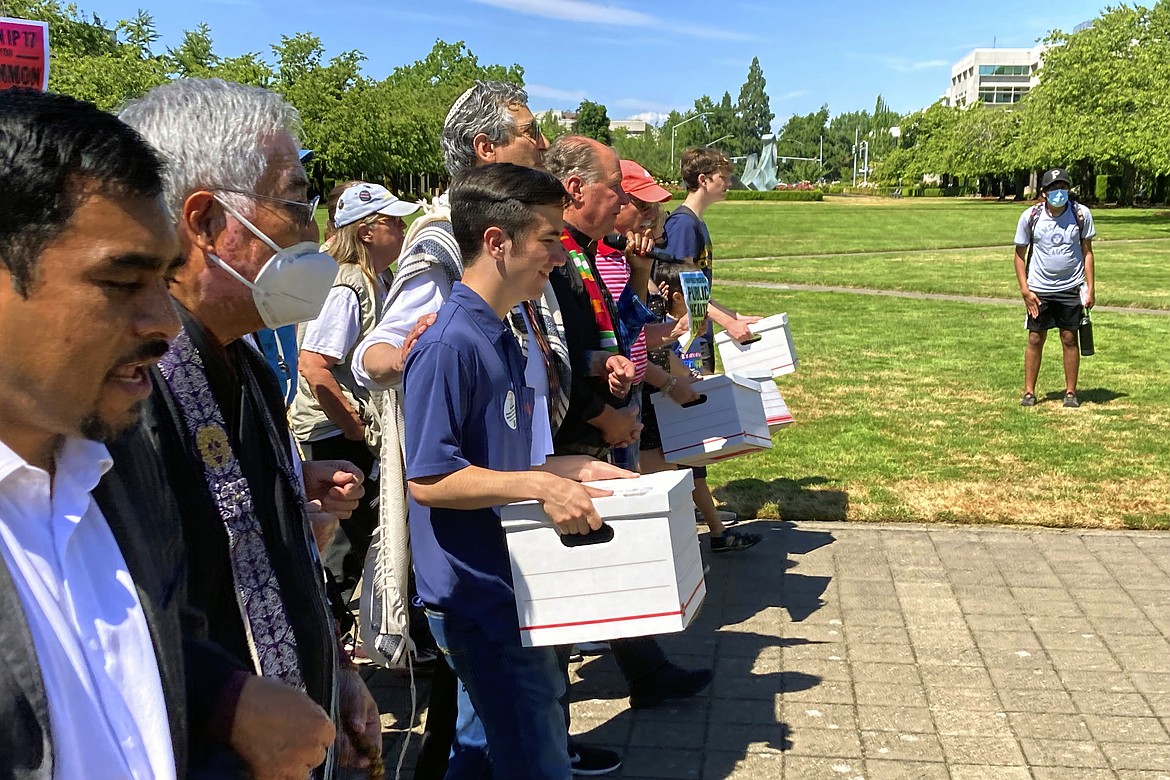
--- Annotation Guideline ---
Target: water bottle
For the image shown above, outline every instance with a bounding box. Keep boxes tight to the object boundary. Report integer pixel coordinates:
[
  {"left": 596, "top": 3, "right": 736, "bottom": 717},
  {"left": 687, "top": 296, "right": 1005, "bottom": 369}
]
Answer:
[{"left": 1079, "top": 310, "right": 1095, "bottom": 357}]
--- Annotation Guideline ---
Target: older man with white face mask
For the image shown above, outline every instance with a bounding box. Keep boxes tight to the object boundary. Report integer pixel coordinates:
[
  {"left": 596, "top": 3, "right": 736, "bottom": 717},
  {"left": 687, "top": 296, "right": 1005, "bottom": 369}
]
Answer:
[{"left": 119, "top": 78, "right": 382, "bottom": 779}]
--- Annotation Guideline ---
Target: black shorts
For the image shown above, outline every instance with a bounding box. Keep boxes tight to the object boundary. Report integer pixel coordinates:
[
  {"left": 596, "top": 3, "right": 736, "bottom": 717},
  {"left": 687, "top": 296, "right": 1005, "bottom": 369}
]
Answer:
[
  {"left": 1027, "top": 293, "right": 1083, "bottom": 332},
  {"left": 640, "top": 383, "right": 662, "bottom": 451}
]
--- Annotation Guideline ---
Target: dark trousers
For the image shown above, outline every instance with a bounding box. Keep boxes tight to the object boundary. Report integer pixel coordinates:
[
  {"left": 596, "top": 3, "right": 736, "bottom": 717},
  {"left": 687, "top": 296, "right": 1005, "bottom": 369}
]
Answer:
[
  {"left": 413, "top": 658, "right": 458, "bottom": 780},
  {"left": 557, "top": 636, "right": 667, "bottom": 733},
  {"left": 301, "top": 434, "right": 377, "bottom": 630}
]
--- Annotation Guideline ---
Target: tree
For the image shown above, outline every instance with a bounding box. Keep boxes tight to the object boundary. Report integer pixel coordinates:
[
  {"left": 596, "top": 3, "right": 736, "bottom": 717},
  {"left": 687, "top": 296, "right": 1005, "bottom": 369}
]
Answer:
[
  {"left": 117, "top": 10, "right": 159, "bottom": 58},
  {"left": 1017, "top": 2, "right": 1170, "bottom": 204},
  {"left": 692, "top": 92, "right": 744, "bottom": 158},
  {"left": 538, "top": 111, "right": 568, "bottom": 143},
  {"left": 167, "top": 24, "right": 216, "bottom": 77},
  {"left": 612, "top": 125, "right": 670, "bottom": 179},
  {"left": 573, "top": 100, "right": 612, "bottom": 144},
  {"left": 736, "top": 57, "right": 774, "bottom": 156},
  {"left": 776, "top": 105, "right": 829, "bottom": 181}
]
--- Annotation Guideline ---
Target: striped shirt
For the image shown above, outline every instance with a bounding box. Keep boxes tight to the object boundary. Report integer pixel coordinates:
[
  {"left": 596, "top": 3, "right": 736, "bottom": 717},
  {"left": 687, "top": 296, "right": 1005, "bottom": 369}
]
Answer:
[{"left": 594, "top": 244, "right": 649, "bottom": 385}]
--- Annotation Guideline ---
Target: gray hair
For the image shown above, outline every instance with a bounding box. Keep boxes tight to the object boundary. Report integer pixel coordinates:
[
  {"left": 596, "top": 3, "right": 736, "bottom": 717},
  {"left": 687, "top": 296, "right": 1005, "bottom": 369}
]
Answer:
[
  {"left": 118, "top": 78, "right": 302, "bottom": 221},
  {"left": 544, "top": 135, "right": 608, "bottom": 185},
  {"left": 440, "top": 80, "right": 528, "bottom": 177}
]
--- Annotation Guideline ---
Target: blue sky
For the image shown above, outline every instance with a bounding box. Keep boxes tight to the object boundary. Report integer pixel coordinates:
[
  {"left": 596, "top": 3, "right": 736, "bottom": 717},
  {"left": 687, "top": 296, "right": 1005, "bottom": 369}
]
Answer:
[{"left": 80, "top": 0, "right": 1109, "bottom": 126}]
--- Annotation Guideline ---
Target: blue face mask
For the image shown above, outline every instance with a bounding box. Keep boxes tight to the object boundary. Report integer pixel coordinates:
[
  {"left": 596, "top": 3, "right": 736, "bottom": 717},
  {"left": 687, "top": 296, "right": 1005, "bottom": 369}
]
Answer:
[{"left": 1046, "top": 188, "right": 1069, "bottom": 208}]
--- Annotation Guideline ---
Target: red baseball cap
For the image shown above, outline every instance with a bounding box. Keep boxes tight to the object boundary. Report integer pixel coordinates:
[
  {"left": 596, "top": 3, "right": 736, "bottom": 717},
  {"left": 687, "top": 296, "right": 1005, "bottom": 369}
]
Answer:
[{"left": 620, "top": 160, "right": 672, "bottom": 203}]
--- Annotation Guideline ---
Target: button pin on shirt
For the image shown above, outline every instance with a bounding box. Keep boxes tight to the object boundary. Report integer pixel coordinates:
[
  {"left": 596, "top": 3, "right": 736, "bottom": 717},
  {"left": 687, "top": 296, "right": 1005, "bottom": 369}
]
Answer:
[{"left": 504, "top": 390, "right": 518, "bottom": 430}]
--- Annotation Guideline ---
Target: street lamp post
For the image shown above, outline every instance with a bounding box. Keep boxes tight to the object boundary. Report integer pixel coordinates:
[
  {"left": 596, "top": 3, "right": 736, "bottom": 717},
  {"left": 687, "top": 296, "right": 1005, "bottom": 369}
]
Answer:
[
  {"left": 706, "top": 134, "right": 734, "bottom": 148},
  {"left": 670, "top": 112, "right": 711, "bottom": 173}
]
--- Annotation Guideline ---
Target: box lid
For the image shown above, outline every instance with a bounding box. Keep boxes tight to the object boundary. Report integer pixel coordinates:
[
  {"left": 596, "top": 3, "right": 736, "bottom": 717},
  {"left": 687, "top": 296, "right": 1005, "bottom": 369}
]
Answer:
[
  {"left": 501, "top": 469, "right": 695, "bottom": 525},
  {"left": 649, "top": 372, "right": 762, "bottom": 402}
]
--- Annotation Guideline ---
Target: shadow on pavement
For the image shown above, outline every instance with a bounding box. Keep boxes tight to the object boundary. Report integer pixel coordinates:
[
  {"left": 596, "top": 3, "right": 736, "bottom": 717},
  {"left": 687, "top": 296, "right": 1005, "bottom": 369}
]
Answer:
[{"left": 567, "top": 519, "right": 836, "bottom": 776}]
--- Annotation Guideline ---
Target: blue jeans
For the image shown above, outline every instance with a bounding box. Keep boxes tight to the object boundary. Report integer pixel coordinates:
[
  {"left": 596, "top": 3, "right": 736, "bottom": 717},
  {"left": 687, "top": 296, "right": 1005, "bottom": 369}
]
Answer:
[
  {"left": 611, "top": 384, "right": 642, "bottom": 472},
  {"left": 427, "top": 609, "right": 570, "bottom": 780}
]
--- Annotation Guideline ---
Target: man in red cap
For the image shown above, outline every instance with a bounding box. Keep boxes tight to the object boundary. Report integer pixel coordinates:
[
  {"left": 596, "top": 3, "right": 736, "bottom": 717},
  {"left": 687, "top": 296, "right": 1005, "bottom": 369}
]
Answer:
[{"left": 592, "top": 160, "right": 675, "bottom": 471}]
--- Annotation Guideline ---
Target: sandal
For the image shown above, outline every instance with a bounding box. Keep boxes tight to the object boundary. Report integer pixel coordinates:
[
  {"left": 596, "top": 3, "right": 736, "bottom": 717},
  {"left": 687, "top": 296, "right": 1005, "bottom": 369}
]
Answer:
[{"left": 710, "top": 529, "right": 762, "bottom": 553}]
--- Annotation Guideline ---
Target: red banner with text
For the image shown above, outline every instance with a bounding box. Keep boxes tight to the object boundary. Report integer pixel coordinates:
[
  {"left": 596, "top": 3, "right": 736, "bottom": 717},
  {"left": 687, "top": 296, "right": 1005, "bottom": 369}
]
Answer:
[{"left": 0, "top": 17, "right": 50, "bottom": 92}]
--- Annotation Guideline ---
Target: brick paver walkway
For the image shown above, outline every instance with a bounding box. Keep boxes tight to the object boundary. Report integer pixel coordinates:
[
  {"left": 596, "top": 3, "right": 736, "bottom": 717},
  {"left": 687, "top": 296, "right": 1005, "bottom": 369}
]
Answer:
[{"left": 367, "top": 521, "right": 1170, "bottom": 779}]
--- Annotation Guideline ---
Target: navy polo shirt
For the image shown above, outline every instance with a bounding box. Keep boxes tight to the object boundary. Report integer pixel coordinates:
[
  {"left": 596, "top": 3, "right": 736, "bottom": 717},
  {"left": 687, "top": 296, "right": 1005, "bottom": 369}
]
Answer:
[{"left": 403, "top": 282, "right": 534, "bottom": 640}]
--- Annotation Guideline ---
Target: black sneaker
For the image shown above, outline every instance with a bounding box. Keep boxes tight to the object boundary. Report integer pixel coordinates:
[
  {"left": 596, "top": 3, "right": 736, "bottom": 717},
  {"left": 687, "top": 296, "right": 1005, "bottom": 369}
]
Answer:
[
  {"left": 1020, "top": 392, "right": 1037, "bottom": 407},
  {"left": 628, "top": 662, "right": 713, "bottom": 709},
  {"left": 1063, "top": 392, "right": 1080, "bottom": 408},
  {"left": 568, "top": 741, "right": 621, "bottom": 776}
]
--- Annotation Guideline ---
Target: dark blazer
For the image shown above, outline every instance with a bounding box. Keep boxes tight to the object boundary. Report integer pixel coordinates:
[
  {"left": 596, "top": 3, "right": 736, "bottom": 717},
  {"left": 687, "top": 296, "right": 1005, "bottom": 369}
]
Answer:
[{"left": 0, "top": 427, "right": 239, "bottom": 780}]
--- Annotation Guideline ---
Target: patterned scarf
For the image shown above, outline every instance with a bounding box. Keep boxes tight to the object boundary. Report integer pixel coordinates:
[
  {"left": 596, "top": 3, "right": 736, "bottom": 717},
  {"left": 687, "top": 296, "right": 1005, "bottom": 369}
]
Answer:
[
  {"left": 158, "top": 329, "right": 306, "bottom": 689},
  {"left": 508, "top": 283, "right": 573, "bottom": 433},
  {"left": 561, "top": 228, "right": 619, "bottom": 354}
]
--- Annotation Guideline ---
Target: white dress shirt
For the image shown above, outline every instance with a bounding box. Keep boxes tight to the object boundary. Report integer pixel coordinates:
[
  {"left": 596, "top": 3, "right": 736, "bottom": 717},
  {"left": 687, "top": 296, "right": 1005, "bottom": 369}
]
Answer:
[
  {"left": 0, "top": 437, "right": 176, "bottom": 780},
  {"left": 520, "top": 306, "right": 555, "bottom": 467}
]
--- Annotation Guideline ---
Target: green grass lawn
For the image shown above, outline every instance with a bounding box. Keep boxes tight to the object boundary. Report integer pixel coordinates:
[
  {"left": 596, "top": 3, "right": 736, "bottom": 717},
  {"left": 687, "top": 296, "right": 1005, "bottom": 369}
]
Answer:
[
  {"left": 702, "top": 196, "right": 1170, "bottom": 259},
  {"left": 706, "top": 287, "right": 1170, "bottom": 530},
  {"left": 689, "top": 197, "right": 1170, "bottom": 529},
  {"left": 716, "top": 242, "right": 1170, "bottom": 310}
]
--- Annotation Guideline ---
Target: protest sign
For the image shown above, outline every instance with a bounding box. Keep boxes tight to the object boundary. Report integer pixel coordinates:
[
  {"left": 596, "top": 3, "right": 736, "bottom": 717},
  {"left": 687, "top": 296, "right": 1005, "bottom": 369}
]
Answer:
[
  {"left": 1, "top": 17, "right": 49, "bottom": 92},
  {"left": 679, "top": 269, "right": 710, "bottom": 353}
]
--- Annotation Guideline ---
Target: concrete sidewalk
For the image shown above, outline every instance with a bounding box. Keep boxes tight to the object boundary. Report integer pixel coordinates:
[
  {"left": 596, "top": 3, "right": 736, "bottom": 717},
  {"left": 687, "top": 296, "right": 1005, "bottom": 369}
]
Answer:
[{"left": 369, "top": 521, "right": 1170, "bottom": 779}]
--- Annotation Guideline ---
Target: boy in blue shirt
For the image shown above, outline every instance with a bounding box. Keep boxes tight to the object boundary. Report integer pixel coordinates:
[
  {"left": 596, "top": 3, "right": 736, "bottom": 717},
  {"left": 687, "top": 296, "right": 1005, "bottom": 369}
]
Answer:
[
  {"left": 403, "top": 163, "right": 612, "bottom": 779},
  {"left": 663, "top": 147, "right": 761, "bottom": 373}
]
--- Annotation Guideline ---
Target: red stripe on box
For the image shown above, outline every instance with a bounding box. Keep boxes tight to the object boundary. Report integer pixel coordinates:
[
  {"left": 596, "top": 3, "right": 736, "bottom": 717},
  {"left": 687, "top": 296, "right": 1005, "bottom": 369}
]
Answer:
[
  {"left": 702, "top": 448, "right": 765, "bottom": 463},
  {"left": 521, "top": 577, "right": 706, "bottom": 633},
  {"left": 663, "top": 432, "right": 771, "bottom": 457},
  {"left": 681, "top": 577, "right": 704, "bottom": 612},
  {"left": 521, "top": 609, "right": 682, "bottom": 632},
  {"left": 766, "top": 415, "right": 793, "bottom": 424}
]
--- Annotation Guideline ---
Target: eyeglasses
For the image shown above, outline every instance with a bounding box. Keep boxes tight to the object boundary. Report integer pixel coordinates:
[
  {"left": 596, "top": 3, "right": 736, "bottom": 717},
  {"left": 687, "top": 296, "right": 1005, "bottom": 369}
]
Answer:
[
  {"left": 369, "top": 214, "right": 405, "bottom": 229},
  {"left": 214, "top": 188, "right": 320, "bottom": 229},
  {"left": 515, "top": 121, "right": 545, "bottom": 145}
]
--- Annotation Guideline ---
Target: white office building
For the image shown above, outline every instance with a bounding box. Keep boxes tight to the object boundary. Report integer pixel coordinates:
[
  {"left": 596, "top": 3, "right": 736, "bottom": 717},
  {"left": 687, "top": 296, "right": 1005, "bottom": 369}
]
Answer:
[{"left": 947, "top": 46, "right": 1044, "bottom": 108}]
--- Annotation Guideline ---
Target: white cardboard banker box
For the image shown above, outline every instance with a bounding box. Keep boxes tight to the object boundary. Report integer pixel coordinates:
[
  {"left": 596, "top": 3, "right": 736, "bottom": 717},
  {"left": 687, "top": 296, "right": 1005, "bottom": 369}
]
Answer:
[
  {"left": 501, "top": 470, "right": 705, "bottom": 648},
  {"left": 715, "top": 312, "right": 799, "bottom": 379},
  {"left": 759, "top": 379, "right": 795, "bottom": 434},
  {"left": 651, "top": 374, "right": 772, "bottom": 467}
]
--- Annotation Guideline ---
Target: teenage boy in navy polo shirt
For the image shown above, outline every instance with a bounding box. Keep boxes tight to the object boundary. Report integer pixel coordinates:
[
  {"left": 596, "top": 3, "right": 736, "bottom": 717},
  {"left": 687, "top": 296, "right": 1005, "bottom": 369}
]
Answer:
[{"left": 403, "top": 163, "right": 612, "bottom": 779}]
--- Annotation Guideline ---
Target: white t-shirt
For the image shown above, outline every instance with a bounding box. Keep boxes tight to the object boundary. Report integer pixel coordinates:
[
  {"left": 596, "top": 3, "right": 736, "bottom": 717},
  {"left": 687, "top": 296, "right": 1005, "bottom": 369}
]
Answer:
[
  {"left": 1014, "top": 203, "right": 1096, "bottom": 295},
  {"left": 522, "top": 306, "right": 555, "bottom": 467},
  {"left": 301, "top": 276, "right": 387, "bottom": 361}
]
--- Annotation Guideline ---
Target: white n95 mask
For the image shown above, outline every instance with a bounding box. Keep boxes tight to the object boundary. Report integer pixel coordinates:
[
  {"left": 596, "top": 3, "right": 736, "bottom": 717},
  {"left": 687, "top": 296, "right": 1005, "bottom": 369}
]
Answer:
[{"left": 210, "top": 194, "right": 338, "bottom": 329}]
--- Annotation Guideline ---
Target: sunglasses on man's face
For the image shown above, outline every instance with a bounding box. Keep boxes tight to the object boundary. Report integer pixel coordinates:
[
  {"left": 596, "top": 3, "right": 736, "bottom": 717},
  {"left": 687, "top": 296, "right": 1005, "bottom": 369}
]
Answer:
[{"left": 515, "top": 122, "right": 545, "bottom": 144}]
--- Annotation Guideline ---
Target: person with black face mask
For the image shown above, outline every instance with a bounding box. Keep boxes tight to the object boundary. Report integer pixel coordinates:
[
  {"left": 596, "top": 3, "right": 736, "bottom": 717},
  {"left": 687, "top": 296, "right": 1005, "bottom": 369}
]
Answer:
[{"left": 1013, "top": 167, "right": 1097, "bottom": 408}]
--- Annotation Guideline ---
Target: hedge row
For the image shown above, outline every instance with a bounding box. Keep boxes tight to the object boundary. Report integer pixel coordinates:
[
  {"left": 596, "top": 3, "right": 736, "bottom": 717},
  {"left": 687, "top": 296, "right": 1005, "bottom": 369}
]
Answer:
[
  {"left": 669, "top": 189, "right": 825, "bottom": 202},
  {"left": 839, "top": 185, "right": 977, "bottom": 197}
]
